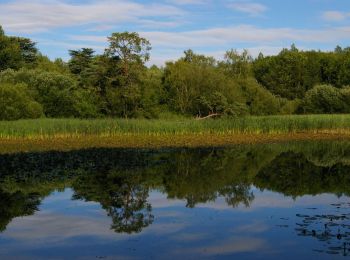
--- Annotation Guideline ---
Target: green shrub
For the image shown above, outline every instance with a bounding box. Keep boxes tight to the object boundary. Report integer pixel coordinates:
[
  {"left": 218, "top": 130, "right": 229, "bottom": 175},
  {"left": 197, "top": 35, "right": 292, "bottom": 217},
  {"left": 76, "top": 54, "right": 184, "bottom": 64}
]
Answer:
[
  {"left": 303, "top": 85, "right": 345, "bottom": 114},
  {"left": 279, "top": 99, "right": 302, "bottom": 115},
  {"left": 0, "top": 68, "right": 82, "bottom": 117},
  {"left": 236, "top": 78, "right": 282, "bottom": 115},
  {"left": 0, "top": 83, "right": 43, "bottom": 120},
  {"left": 72, "top": 89, "right": 101, "bottom": 118},
  {"left": 340, "top": 87, "right": 350, "bottom": 112}
]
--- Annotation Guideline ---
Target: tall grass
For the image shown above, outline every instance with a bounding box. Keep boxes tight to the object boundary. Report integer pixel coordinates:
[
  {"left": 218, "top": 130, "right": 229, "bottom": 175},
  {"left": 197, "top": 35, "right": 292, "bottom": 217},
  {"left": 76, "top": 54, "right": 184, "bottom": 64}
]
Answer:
[{"left": 1, "top": 115, "right": 350, "bottom": 139}]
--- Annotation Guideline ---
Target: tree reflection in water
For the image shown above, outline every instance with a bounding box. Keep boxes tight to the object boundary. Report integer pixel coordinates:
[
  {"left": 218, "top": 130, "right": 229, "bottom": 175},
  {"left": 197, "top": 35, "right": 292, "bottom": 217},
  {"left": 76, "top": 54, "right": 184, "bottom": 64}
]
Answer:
[
  {"left": 0, "top": 140, "right": 350, "bottom": 256},
  {"left": 0, "top": 190, "right": 41, "bottom": 232},
  {"left": 72, "top": 170, "right": 154, "bottom": 234}
]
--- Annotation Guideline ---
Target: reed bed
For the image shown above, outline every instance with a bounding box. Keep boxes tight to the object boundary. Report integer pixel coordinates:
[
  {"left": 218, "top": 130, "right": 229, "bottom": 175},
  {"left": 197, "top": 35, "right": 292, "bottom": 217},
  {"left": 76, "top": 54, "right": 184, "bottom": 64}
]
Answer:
[
  {"left": 1, "top": 115, "right": 350, "bottom": 139},
  {"left": 1, "top": 115, "right": 350, "bottom": 154}
]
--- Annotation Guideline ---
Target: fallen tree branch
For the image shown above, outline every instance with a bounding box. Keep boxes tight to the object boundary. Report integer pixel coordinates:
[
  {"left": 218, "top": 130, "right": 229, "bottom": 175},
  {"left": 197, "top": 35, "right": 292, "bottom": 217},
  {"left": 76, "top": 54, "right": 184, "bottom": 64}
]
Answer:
[{"left": 195, "top": 113, "right": 221, "bottom": 120}]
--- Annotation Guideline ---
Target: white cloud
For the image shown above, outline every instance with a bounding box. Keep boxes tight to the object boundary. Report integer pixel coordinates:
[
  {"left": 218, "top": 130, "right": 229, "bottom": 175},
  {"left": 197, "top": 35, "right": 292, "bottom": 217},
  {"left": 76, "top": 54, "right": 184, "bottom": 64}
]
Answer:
[
  {"left": 229, "top": 1, "right": 268, "bottom": 16},
  {"left": 176, "top": 236, "right": 268, "bottom": 256},
  {"left": 136, "top": 19, "right": 184, "bottom": 29},
  {"left": 73, "top": 24, "right": 348, "bottom": 47},
  {"left": 4, "top": 212, "right": 117, "bottom": 242},
  {"left": 38, "top": 38, "right": 105, "bottom": 52},
  {"left": 167, "top": 0, "right": 207, "bottom": 5},
  {"left": 323, "top": 11, "right": 350, "bottom": 22},
  {"left": 70, "top": 35, "right": 107, "bottom": 43},
  {"left": 0, "top": 0, "right": 185, "bottom": 33},
  {"left": 139, "top": 25, "right": 350, "bottom": 48}
]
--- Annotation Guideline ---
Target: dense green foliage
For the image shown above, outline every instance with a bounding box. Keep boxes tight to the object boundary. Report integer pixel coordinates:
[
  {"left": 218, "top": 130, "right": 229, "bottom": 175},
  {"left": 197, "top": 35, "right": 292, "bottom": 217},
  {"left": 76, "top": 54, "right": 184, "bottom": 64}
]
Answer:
[
  {"left": 253, "top": 45, "right": 350, "bottom": 99},
  {"left": 1, "top": 25, "right": 350, "bottom": 120},
  {"left": 0, "top": 82, "right": 42, "bottom": 120},
  {"left": 302, "top": 85, "right": 350, "bottom": 113}
]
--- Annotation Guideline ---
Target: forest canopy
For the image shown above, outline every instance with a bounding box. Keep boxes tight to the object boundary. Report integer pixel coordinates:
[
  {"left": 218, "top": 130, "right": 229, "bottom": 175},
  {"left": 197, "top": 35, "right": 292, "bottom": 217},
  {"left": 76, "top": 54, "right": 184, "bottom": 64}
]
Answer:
[{"left": 1, "top": 25, "right": 350, "bottom": 120}]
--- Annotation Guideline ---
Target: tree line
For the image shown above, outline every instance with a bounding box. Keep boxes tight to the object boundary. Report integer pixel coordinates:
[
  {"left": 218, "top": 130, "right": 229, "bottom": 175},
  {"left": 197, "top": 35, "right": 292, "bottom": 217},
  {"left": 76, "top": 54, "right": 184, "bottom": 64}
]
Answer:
[{"left": 1, "top": 25, "right": 350, "bottom": 120}]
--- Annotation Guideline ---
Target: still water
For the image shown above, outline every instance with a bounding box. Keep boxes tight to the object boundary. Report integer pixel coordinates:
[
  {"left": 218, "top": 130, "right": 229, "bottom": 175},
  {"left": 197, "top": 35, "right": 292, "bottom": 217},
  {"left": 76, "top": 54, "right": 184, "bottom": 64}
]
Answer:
[{"left": 1, "top": 141, "right": 350, "bottom": 259}]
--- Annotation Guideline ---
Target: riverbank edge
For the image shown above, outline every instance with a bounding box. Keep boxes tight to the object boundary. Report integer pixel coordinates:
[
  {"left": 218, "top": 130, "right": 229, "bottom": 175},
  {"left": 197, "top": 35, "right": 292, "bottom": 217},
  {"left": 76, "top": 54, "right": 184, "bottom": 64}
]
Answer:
[{"left": 1, "top": 131, "right": 350, "bottom": 154}]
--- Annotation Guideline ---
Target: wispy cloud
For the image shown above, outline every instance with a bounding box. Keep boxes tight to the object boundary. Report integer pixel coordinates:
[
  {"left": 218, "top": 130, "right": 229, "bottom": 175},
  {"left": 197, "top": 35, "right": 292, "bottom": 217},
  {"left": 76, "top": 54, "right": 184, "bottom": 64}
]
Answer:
[
  {"left": 228, "top": 1, "right": 268, "bottom": 16},
  {"left": 0, "top": 0, "right": 185, "bottom": 33},
  {"left": 174, "top": 236, "right": 268, "bottom": 256},
  {"left": 141, "top": 25, "right": 350, "bottom": 47},
  {"left": 166, "top": 0, "right": 208, "bottom": 5},
  {"left": 72, "top": 25, "right": 350, "bottom": 48},
  {"left": 323, "top": 11, "right": 350, "bottom": 22}
]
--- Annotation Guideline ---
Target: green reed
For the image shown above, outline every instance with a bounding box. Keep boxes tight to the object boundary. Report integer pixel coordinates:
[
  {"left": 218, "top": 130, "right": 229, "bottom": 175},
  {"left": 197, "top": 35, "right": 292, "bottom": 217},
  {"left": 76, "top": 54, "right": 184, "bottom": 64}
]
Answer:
[{"left": 1, "top": 115, "right": 350, "bottom": 139}]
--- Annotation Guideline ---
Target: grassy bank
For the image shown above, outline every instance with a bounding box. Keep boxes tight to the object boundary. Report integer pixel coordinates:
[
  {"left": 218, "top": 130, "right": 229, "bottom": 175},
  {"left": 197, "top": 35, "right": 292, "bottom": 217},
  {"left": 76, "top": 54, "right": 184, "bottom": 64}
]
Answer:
[
  {"left": 1, "top": 114, "right": 350, "bottom": 138},
  {"left": 1, "top": 132, "right": 350, "bottom": 155},
  {"left": 1, "top": 115, "right": 350, "bottom": 154}
]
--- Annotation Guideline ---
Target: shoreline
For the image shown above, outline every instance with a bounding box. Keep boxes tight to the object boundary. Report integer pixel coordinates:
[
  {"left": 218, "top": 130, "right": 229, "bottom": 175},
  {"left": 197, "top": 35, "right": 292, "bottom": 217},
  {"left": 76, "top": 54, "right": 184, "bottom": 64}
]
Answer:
[{"left": 1, "top": 132, "right": 350, "bottom": 154}]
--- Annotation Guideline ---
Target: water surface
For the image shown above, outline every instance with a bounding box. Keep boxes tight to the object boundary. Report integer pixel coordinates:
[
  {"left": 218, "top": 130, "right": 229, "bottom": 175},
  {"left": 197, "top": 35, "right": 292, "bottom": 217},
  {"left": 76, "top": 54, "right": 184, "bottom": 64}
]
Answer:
[{"left": 1, "top": 141, "right": 350, "bottom": 259}]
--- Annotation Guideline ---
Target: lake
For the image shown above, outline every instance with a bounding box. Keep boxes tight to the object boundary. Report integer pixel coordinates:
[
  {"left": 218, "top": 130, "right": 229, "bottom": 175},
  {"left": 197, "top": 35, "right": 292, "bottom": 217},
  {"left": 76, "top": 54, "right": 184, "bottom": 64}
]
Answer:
[{"left": 1, "top": 141, "right": 350, "bottom": 259}]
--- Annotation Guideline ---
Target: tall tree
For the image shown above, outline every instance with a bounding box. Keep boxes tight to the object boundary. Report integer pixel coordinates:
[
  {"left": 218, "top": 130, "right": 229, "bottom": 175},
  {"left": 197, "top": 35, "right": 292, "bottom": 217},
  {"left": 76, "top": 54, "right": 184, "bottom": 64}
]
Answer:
[
  {"left": 221, "top": 49, "right": 253, "bottom": 79},
  {"left": 105, "top": 32, "right": 151, "bottom": 85},
  {"left": 0, "top": 27, "right": 38, "bottom": 70},
  {"left": 11, "top": 37, "right": 38, "bottom": 64},
  {"left": 104, "top": 32, "right": 152, "bottom": 117},
  {"left": 68, "top": 48, "right": 95, "bottom": 88},
  {"left": 68, "top": 48, "right": 95, "bottom": 75}
]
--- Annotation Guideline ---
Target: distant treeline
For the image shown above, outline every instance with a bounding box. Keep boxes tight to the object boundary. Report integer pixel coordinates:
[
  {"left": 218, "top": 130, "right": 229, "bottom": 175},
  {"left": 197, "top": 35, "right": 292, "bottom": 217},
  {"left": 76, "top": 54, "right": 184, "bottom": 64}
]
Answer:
[{"left": 1, "top": 25, "right": 350, "bottom": 121}]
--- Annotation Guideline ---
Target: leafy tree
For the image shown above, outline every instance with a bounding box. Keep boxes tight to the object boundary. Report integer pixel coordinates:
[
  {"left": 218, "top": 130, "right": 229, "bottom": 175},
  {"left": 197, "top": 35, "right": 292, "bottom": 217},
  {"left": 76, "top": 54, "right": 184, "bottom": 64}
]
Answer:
[
  {"left": 303, "top": 85, "right": 346, "bottom": 114},
  {"left": 68, "top": 48, "right": 95, "bottom": 87},
  {"left": 0, "top": 27, "right": 38, "bottom": 71},
  {"left": 319, "top": 52, "right": 341, "bottom": 87},
  {"left": 0, "top": 68, "right": 97, "bottom": 118},
  {"left": 338, "top": 50, "right": 350, "bottom": 87},
  {"left": 182, "top": 49, "right": 216, "bottom": 66},
  {"left": 106, "top": 32, "right": 151, "bottom": 71},
  {"left": 340, "top": 87, "right": 350, "bottom": 112},
  {"left": 220, "top": 49, "right": 252, "bottom": 79},
  {"left": 0, "top": 82, "right": 43, "bottom": 120},
  {"left": 163, "top": 51, "right": 249, "bottom": 116},
  {"left": 139, "top": 65, "right": 165, "bottom": 118},
  {"left": 69, "top": 48, "right": 94, "bottom": 74},
  {"left": 72, "top": 89, "right": 101, "bottom": 118},
  {"left": 35, "top": 55, "right": 70, "bottom": 74},
  {"left": 0, "top": 31, "right": 22, "bottom": 71},
  {"left": 279, "top": 99, "right": 302, "bottom": 115},
  {"left": 198, "top": 92, "right": 231, "bottom": 115},
  {"left": 253, "top": 45, "right": 310, "bottom": 99},
  {"left": 11, "top": 37, "right": 38, "bottom": 65},
  {"left": 235, "top": 78, "right": 282, "bottom": 115},
  {"left": 163, "top": 59, "right": 201, "bottom": 114},
  {"left": 253, "top": 45, "right": 350, "bottom": 100},
  {"left": 104, "top": 32, "right": 152, "bottom": 118}
]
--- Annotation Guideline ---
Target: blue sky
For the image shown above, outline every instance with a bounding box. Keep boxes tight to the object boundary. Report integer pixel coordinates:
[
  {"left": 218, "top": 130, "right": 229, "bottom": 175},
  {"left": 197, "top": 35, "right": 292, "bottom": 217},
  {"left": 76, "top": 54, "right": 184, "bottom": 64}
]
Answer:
[{"left": 0, "top": 0, "right": 349, "bottom": 65}]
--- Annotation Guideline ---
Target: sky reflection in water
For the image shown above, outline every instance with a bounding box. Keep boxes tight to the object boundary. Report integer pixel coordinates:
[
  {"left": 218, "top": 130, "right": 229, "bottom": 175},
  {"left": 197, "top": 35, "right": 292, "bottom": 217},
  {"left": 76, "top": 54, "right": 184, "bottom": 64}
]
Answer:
[{"left": 1, "top": 141, "right": 350, "bottom": 259}]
